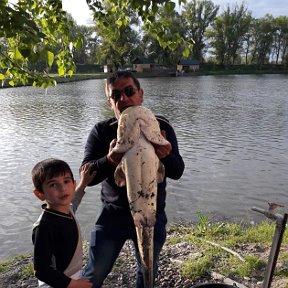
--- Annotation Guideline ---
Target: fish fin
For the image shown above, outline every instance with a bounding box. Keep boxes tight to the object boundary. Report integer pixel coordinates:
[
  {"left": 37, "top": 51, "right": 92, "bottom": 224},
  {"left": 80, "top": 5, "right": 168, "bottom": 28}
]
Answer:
[
  {"left": 133, "top": 212, "right": 146, "bottom": 227},
  {"left": 156, "top": 161, "right": 165, "bottom": 183},
  {"left": 114, "top": 164, "right": 126, "bottom": 187},
  {"left": 141, "top": 120, "right": 169, "bottom": 146}
]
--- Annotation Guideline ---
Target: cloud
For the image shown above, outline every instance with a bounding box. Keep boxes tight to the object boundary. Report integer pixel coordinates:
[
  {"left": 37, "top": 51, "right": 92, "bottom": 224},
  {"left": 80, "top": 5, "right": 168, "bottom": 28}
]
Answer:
[{"left": 62, "top": 0, "right": 93, "bottom": 25}]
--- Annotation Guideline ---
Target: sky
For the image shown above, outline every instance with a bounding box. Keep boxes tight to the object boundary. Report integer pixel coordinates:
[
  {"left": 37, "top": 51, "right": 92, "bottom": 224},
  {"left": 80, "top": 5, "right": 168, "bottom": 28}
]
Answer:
[{"left": 62, "top": 0, "right": 288, "bottom": 26}]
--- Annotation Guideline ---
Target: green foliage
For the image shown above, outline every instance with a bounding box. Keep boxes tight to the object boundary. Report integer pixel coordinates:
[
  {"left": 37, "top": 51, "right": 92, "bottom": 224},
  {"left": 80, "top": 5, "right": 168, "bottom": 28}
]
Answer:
[
  {"left": 234, "top": 221, "right": 279, "bottom": 245},
  {"left": 182, "top": 0, "right": 219, "bottom": 61},
  {"left": 87, "top": 0, "right": 192, "bottom": 58},
  {"left": 194, "top": 211, "right": 242, "bottom": 239},
  {"left": 218, "top": 255, "right": 266, "bottom": 277},
  {"left": 167, "top": 214, "right": 288, "bottom": 283},
  {"left": 196, "top": 211, "right": 210, "bottom": 234},
  {"left": 93, "top": 10, "right": 140, "bottom": 67},
  {"left": 20, "top": 262, "right": 34, "bottom": 277},
  {"left": 207, "top": 2, "right": 252, "bottom": 65},
  {"left": 181, "top": 253, "right": 214, "bottom": 281},
  {"left": 275, "top": 251, "right": 288, "bottom": 277},
  {"left": 0, "top": 0, "right": 78, "bottom": 87},
  {"left": 141, "top": 4, "right": 192, "bottom": 65},
  {"left": 0, "top": 260, "right": 10, "bottom": 273},
  {"left": 1, "top": 0, "right": 288, "bottom": 87},
  {"left": 0, "top": 254, "right": 26, "bottom": 272}
]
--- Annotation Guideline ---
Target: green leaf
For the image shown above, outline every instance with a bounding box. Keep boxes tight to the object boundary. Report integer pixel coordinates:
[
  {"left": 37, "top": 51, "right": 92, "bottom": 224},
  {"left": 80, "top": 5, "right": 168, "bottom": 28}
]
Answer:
[
  {"left": 58, "top": 67, "right": 65, "bottom": 76},
  {"left": 41, "top": 82, "right": 49, "bottom": 89},
  {"left": 183, "top": 48, "right": 190, "bottom": 58},
  {"left": 67, "top": 69, "right": 73, "bottom": 76},
  {"left": 73, "top": 36, "right": 84, "bottom": 50},
  {"left": 14, "top": 48, "right": 23, "bottom": 60},
  {"left": 47, "top": 50, "right": 54, "bottom": 68},
  {"left": 0, "top": 74, "right": 5, "bottom": 80},
  {"left": 115, "top": 20, "right": 123, "bottom": 27}
]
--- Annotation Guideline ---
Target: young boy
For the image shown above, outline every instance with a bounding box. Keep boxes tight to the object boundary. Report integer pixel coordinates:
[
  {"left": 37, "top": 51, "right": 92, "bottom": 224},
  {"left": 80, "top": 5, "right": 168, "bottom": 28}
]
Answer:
[{"left": 32, "top": 158, "right": 95, "bottom": 288}]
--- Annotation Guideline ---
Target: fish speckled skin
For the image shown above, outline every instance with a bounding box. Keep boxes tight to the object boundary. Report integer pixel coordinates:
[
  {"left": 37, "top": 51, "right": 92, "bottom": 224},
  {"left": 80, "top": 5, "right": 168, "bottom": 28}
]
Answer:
[{"left": 113, "top": 105, "right": 169, "bottom": 287}]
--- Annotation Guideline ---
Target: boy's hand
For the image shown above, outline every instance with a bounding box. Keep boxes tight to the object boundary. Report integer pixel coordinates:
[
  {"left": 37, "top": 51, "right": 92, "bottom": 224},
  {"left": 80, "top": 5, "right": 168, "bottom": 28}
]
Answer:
[
  {"left": 78, "top": 163, "right": 97, "bottom": 190},
  {"left": 67, "top": 279, "right": 92, "bottom": 288}
]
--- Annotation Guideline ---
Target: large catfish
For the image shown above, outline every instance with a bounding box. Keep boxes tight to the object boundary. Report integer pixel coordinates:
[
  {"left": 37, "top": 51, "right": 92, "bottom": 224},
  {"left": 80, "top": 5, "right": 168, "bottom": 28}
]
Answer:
[{"left": 112, "top": 105, "right": 169, "bottom": 288}]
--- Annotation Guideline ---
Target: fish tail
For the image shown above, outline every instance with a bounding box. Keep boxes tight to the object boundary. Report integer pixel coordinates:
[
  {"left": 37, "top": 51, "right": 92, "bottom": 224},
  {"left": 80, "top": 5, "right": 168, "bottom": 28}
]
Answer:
[{"left": 136, "top": 226, "right": 154, "bottom": 288}]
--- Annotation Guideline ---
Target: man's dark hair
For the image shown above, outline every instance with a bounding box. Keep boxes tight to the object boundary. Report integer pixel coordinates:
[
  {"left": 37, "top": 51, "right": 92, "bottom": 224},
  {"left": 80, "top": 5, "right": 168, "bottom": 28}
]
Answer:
[
  {"left": 105, "top": 71, "right": 141, "bottom": 96},
  {"left": 32, "top": 158, "right": 74, "bottom": 193}
]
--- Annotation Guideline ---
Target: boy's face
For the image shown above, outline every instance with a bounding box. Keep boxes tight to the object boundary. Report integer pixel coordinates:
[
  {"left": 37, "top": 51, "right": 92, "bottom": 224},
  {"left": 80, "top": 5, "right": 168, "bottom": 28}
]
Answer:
[{"left": 34, "top": 172, "right": 76, "bottom": 214}]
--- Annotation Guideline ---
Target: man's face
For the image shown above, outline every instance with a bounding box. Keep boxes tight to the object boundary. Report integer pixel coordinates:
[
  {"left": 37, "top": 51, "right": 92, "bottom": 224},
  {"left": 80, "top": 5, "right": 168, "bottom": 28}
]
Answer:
[{"left": 107, "top": 77, "right": 143, "bottom": 119}]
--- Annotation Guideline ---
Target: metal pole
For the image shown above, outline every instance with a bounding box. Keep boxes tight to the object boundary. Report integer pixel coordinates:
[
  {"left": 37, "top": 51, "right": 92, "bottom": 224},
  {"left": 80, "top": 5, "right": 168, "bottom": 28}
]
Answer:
[{"left": 251, "top": 207, "right": 288, "bottom": 288}]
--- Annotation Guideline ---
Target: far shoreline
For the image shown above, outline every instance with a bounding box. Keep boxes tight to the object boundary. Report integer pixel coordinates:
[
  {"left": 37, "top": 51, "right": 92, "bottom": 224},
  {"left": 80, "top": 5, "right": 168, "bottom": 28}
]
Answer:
[{"left": 1, "top": 68, "right": 288, "bottom": 89}]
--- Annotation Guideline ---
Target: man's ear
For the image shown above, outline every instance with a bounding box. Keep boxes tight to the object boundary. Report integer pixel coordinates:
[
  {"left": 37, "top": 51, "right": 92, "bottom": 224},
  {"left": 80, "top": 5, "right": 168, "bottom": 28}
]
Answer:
[
  {"left": 139, "top": 88, "right": 144, "bottom": 103},
  {"left": 107, "top": 98, "right": 112, "bottom": 108},
  {"left": 33, "top": 190, "right": 46, "bottom": 201}
]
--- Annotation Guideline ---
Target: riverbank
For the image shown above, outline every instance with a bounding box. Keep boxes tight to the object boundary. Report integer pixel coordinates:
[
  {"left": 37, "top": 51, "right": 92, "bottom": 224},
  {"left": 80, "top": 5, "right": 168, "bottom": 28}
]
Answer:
[
  {"left": 1, "top": 220, "right": 288, "bottom": 288},
  {"left": 1, "top": 67, "right": 288, "bottom": 88},
  {"left": 53, "top": 68, "right": 288, "bottom": 84}
]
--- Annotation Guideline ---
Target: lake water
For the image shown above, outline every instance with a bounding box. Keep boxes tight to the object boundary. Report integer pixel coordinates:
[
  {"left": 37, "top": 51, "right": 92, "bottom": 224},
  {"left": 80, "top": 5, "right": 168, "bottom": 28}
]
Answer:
[{"left": 0, "top": 74, "right": 288, "bottom": 260}]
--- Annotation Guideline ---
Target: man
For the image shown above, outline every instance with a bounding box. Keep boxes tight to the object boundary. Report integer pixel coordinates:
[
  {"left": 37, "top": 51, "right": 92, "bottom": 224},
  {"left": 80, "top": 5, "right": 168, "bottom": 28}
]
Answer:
[{"left": 81, "top": 71, "right": 185, "bottom": 287}]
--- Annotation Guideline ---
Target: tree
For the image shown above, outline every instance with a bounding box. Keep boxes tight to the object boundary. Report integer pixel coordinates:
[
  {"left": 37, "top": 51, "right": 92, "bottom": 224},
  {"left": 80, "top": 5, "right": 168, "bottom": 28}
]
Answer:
[
  {"left": 182, "top": 0, "right": 219, "bottom": 62},
  {"left": 87, "top": 0, "right": 191, "bottom": 57},
  {"left": 272, "top": 16, "right": 288, "bottom": 64},
  {"left": 65, "top": 14, "right": 98, "bottom": 65},
  {"left": 92, "top": 6, "right": 140, "bottom": 68},
  {"left": 250, "top": 15, "right": 275, "bottom": 67},
  {"left": 141, "top": 4, "right": 186, "bottom": 66},
  {"left": 207, "top": 2, "right": 251, "bottom": 65},
  {"left": 1, "top": 0, "right": 190, "bottom": 87},
  {"left": 241, "top": 19, "right": 255, "bottom": 65},
  {"left": 0, "top": 0, "right": 83, "bottom": 88}
]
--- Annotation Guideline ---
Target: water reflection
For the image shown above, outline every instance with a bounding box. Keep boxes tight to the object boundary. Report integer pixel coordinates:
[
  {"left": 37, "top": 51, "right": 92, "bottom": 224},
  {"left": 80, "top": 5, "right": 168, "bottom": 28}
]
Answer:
[{"left": 0, "top": 75, "right": 288, "bottom": 260}]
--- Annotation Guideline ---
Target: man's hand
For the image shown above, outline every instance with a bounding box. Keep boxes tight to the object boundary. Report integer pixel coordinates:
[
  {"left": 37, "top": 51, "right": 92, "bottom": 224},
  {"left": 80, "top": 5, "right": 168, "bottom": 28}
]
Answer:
[
  {"left": 153, "top": 130, "right": 172, "bottom": 159},
  {"left": 107, "top": 139, "right": 124, "bottom": 166}
]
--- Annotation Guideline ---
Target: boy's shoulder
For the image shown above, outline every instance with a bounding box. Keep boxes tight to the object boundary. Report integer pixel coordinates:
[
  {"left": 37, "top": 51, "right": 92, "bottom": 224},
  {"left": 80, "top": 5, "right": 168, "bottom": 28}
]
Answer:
[
  {"left": 33, "top": 205, "right": 74, "bottom": 230},
  {"left": 33, "top": 209, "right": 54, "bottom": 231}
]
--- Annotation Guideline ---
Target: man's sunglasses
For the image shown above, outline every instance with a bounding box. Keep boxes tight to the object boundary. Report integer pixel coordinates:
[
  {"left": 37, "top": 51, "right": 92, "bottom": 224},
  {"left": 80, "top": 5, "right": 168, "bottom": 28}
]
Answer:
[{"left": 110, "top": 86, "right": 137, "bottom": 102}]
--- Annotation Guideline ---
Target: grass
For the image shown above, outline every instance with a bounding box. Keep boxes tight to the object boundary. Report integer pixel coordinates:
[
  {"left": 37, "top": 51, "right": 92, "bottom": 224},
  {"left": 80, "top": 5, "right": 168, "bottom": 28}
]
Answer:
[
  {"left": 167, "top": 212, "right": 288, "bottom": 283},
  {"left": 0, "top": 254, "right": 29, "bottom": 273}
]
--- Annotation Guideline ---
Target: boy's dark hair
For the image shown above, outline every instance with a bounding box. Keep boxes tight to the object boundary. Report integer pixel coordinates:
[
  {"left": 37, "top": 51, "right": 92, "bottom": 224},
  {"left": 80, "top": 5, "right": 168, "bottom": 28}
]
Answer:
[
  {"left": 105, "top": 71, "right": 140, "bottom": 97},
  {"left": 32, "top": 158, "right": 74, "bottom": 193}
]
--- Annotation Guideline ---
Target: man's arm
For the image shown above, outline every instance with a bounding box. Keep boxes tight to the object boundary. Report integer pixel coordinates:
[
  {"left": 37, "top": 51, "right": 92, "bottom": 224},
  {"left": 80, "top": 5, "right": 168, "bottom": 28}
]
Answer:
[
  {"left": 158, "top": 118, "right": 185, "bottom": 180},
  {"left": 81, "top": 122, "right": 117, "bottom": 186}
]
